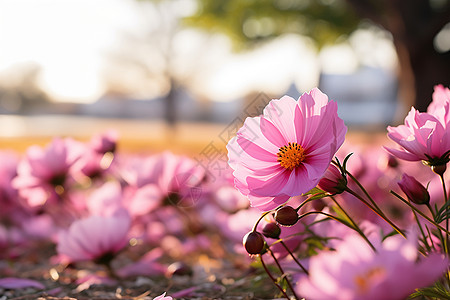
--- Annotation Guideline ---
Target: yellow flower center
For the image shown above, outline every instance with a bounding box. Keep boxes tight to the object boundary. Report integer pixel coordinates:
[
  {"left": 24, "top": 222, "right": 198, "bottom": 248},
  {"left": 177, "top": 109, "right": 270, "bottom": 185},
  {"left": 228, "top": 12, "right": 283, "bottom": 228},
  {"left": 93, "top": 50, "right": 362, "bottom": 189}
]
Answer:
[
  {"left": 277, "top": 142, "right": 305, "bottom": 170},
  {"left": 354, "top": 266, "right": 386, "bottom": 294}
]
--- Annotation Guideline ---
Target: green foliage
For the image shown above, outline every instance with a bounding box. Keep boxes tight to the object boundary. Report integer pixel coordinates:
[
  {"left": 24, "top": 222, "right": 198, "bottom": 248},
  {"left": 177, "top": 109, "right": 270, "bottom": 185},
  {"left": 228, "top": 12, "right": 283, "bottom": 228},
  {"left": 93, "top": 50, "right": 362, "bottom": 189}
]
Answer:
[
  {"left": 434, "top": 200, "right": 450, "bottom": 224},
  {"left": 409, "top": 280, "right": 450, "bottom": 299},
  {"left": 302, "top": 187, "right": 328, "bottom": 201},
  {"left": 184, "top": 0, "right": 361, "bottom": 50}
]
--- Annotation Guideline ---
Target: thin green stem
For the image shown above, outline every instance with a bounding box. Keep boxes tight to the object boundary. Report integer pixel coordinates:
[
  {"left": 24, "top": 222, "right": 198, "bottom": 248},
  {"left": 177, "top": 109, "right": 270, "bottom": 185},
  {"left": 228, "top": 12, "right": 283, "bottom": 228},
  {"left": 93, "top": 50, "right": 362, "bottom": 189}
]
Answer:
[
  {"left": 252, "top": 210, "right": 275, "bottom": 232},
  {"left": 410, "top": 199, "right": 431, "bottom": 253},
  {"left": 439, "top": 173, "right": 449, "bottom": 204},
  {"left": 268, "top": 248, "right": 300, "bottom": 300},
  {"left": 439, "top": 173, "right": 449, "bottom": 255},
  {"left": 329, "top": 196, "right": 376, "bottom": 251},
  {"left": 345, "top": 187, "right": 406, "bottom": 238},
  {"left": 280, "top": 240, "right": 309, "bottom": 275},
  {"left": 426, "top": 203, "right": 449, "bottom": 255},
  {"left": 390, "top": 191, "right": 450, "bottom": 234},
  {"left": 296, "top": 195, "right": 321, "bottom": 212},
  {"left": 260, "top": 254, "right": 290, "bottom": 299},
  {"left": 425, "top": 225, "right": 437, "bottom": 252},
  {"left": 346, "top": 171, "right": 383, "bottom": 213},
  {"left": 298, "top": 210, "right": 377, "bottom": 251}
]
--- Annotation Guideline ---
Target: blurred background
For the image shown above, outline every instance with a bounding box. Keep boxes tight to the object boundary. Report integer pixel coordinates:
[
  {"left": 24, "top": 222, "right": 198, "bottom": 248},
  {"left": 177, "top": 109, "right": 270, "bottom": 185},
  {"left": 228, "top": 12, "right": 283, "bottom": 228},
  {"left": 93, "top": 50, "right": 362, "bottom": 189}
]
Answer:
[{"left": 0, "top": 0, "right": 449, "bottom": 154}]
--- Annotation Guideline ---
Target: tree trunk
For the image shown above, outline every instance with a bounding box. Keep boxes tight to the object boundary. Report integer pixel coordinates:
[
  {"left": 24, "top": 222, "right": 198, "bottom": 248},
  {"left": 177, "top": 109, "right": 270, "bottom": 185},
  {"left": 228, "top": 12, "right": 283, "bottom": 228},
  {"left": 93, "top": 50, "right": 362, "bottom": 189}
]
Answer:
[
  {"left": 409, "top": 42, "right": 450, "bottom": 112},
  {"left": 346, "top": 0, "right": 450, "bottom": 116}
]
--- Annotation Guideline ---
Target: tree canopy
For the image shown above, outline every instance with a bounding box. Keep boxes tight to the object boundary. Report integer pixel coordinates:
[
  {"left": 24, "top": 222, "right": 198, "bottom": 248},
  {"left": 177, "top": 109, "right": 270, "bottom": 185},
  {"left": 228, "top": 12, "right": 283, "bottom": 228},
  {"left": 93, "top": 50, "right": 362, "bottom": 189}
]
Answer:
[
  {"left": 185, "top": 0, "right": 450, "bottom": 111},
  {"left": 184, "top": 0, "right": 361, "bottom": 50}
]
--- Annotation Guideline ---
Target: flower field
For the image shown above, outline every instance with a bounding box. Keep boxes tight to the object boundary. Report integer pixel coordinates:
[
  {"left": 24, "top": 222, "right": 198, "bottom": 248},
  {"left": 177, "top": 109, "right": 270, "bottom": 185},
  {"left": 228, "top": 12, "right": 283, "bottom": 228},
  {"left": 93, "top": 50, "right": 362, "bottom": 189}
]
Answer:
[{"left": 1, "top": 85, "right": 450, "bottom": 300}]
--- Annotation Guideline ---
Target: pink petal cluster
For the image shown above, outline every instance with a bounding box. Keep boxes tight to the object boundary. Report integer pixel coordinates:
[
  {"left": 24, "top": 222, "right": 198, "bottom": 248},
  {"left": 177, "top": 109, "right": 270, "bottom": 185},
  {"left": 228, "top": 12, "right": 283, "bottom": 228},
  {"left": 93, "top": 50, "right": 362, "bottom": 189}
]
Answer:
[
  {"left": 12, "top": 138, "right": 85, "bottom": 206},
  {"left": 121, "top": 151, "right": 205, "bottom": 215},
  {"left": 227, "top": 88, "right": 347, "bottom": 210},
  {"left": 297, "top": 233, "right": 448, "bottom": 300},
  {"left": 386, "top": 85, "right": 450, "bottom": 164},
  {"left": 57, "top": 214, "right": 131, "bottom": 263}
]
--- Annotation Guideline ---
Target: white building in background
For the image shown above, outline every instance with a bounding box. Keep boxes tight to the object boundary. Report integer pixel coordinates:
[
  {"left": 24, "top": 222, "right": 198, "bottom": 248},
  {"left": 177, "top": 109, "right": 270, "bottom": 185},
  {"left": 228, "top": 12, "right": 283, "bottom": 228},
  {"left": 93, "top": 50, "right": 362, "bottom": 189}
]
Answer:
[{"left": 319, "top": 66, "right": 398, "bottom": 129}]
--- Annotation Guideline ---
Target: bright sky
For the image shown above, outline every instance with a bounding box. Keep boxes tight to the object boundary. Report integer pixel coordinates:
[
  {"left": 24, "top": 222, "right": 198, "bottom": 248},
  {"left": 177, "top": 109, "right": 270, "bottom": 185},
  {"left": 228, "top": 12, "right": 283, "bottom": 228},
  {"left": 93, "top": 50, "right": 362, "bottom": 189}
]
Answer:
[
  {"left": 0, "top": 0, "right": 398, "bottom": 104},
  {"left": 0, "top": 0, "right": 140, "bottom": 103}
]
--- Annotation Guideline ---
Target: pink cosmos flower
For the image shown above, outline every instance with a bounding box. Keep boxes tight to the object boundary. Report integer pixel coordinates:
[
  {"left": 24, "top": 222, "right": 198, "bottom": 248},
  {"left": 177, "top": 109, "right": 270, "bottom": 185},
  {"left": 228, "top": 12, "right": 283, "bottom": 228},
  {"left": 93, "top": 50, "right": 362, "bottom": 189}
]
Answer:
[
  {"left": 57, "top": 214, "right": 131, "bottom": 264},
  {"left": 227, "top": 88, "right": 347, "bottom": 210},
  {"left": 386, "top": 85, "right": 450, "bottom": 166},
  {"left": 427, "top": 84, "right": 450, "bottom": 115},
  {"left": 296, "top": 232, "right": 448, "bottom": 300},
  {"left": 121, "top": 152, "right": 205, "bottom": 212},
  {"left": 12, "top": 138, "right": 85, "bottom": 206}
]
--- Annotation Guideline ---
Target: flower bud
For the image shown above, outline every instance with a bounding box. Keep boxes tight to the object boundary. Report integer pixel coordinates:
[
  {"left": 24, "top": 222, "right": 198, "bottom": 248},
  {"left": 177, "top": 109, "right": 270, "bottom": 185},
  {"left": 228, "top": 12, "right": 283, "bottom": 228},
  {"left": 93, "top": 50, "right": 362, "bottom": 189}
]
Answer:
[
  {"left": 318, "top": 164, "right": 347, "bottom": 194},
  {"left": 262, "top": 222, "right": 281, "bottom": 239},
  {"left": 432, "top": 164, "right": 447, "bottom": 176},
  {"left": 398, "top": 174, "right": 430, "bottom": 205},
  {"left": 243, "top": 231, "right": 265, "bottom": 255},
  {"left": 275, "top": 206, "right": 299, "bottom": 226}
]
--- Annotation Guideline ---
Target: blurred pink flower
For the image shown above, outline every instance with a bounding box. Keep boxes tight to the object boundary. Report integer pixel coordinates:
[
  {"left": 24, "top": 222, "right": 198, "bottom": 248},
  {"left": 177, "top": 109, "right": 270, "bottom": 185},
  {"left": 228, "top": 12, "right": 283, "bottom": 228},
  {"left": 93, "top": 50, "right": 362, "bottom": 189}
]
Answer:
[
  {"left": 386, "top": 85, "right": 450, "bottom": 166},
  {"left": 116, "top": 248, "right": 166, "bottom": 278},
  {"left": 78, "top": 131, "right": 118, "bottom": 179},
  {"left": 0, "top": 151, "right": 21, "bottom": 218},
  {"left": 0, "top": 224, "right": 26, "bottom": 259},
  {"left": 89, "top": 130, "right": 118, "bottom": 154},
  {"left": 121, "top": 152, "right": 205, "bottom": 211},
  {"left": 227, "top": 88, "right": 347, "bottom": 211},
  {"left": 427, "top": 84, "right": 450, "bottom": 115},
  {"left": 12, "top": 138, "right": 85, "bottom": 206},
  {"left": 0, "top": 277, "right": 45, "bottom": 289},
  {"left": 297, "top": 233, "right": 448, "bottom": 300},
  {"left": 386, "top": 108, "right": 450, "bottom": 164},
  {"left": 86, "top": 181, "right": 127, "bottom": 217},
  {"left": 213, "top": 185, "right": 249, "bottom": 213},
  {"left": 153, "top": 292, "right": 172, "bottom": 300},
  {"left": 57, "top": 214, "right": 131, "bottom": 263}
]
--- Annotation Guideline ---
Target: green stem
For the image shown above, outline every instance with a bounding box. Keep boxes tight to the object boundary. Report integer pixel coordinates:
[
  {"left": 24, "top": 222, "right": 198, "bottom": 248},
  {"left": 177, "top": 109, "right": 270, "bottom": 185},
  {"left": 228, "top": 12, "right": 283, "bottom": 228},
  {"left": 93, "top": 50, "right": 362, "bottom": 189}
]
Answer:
[
  {"left": 329, "top": 196, "right": 376, "bottom": 251},
  {"left": 345, "top": 187, "right": 406, "bottom": 238},
  {"left": 425, "top": 225, "right": 437, "bottom": 252},
  {"left": 280, "top": 240, "right": 309, "bottom": 275},
  {"left": 439, "top": 173, "right": 449, "bottom": 255},
  {"left": 298, "top": 211, "right": 377, "bottom": 251},
  {"left": 390, "top": 191, "right": 450, "bottom": 234},
  {"left": 260, "top": 254, "right": 290, "bottom": 299},
  {"left": 296, "top": 195, "right": 321, "bottom": 212},
  {"left": 268, "top": 248, "right": 300, "bottom": 300},
  {"left": 426, "top": 203, "right": 449, "bottom": 255},
  {"left": 252, "top": 210, "right": 275, "bottom": 232},
  {"left": 346, "top": 171, "right": 383, "bottom": 213},
  {"left": 410, "top": 200, "right": 431, "bottom": 253}
]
